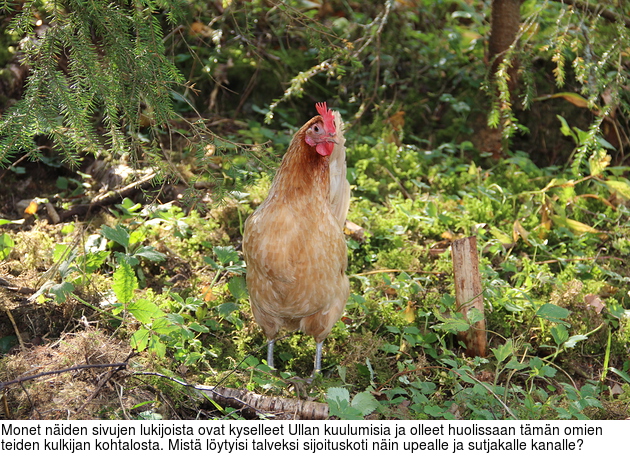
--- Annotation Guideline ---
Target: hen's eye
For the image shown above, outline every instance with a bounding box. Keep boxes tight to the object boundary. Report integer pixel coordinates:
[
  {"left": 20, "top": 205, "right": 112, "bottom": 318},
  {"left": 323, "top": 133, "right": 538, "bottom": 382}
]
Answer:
[{"left": 313, "top": 125, "right": 320, "bottom": 133}]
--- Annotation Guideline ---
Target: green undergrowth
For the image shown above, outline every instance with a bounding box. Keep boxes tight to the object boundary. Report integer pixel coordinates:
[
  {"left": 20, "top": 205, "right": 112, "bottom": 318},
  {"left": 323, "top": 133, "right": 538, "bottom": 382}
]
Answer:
[{"left": 3, "top": 130, "right": 630, "bottom": 420}]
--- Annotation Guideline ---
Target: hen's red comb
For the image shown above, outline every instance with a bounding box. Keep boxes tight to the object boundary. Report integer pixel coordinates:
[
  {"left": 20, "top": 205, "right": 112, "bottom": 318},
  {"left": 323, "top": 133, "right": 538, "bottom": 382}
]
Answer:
[{"left": 315, "top": 102, "right": 336, "bottom": 134}]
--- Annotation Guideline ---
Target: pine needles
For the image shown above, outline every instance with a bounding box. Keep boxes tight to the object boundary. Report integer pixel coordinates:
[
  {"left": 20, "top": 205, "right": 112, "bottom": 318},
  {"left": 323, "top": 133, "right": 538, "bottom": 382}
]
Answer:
[{"left": 0, "top": 0, "right": 186, "bottom": 166}]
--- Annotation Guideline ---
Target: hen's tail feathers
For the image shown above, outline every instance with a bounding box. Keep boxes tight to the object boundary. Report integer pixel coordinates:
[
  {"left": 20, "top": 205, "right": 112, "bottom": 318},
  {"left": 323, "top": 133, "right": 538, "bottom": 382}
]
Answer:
[{"left": 329, "top": 110, "right": 351, "bottom": 228}]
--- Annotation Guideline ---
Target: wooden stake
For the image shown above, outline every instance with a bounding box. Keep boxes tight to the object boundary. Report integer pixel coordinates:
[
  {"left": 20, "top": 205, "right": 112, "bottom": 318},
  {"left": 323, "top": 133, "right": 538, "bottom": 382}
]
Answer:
[{"left": 452, "top": 236, "right": 487, "bottom": 357}]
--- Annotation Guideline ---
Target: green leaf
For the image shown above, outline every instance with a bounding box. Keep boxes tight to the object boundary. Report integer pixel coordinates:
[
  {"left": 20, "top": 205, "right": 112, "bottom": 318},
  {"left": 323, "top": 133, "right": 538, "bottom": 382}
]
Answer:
[
  {"left": 433, "top": 318, "right": 470, "bottom": 333},
  {"left": 84, "top": 251, "right": 110, "bottom": 273},
  {"left": 491, "top": 339, "right": 513, "bottom": 363},
  {"left": 228, "top": 276, "right": 248, "bottom": 301},
  {"left": 549, "top": 214, "right": 601, "bottom": 235},
  {"left": 563, "top": 334, "right": 588, "bottom": 348},
  {"left": 50, "top": 282, "right": 75, "bottom": 303},
  {"left": 604, "top": 179, "right": 630, "bottom": 200},
  {"left": 56, "top": 176, "right": 68, "bottom": 190},
  {"left": 130, "top": 328, "right": 150, "bottom": 352},
  {"left": 128, "top": 298, "right": 164, "bottom": 324},
  {"left": 188, "top": 322, "right": 209, "bottom": 333},
  {"left": 424, "top": 405, "right": 446, "bottom": 417},
  {"left": 217, "top": 301, "right": 239, "bottom": 317},
  {"left": 213, "top": 245, "right": 239, "bottom": 265},
  {"left": 326, "top": 387, "right": 364, "bottom": 420},
  {"left": 350, "top": 391, "right": 379, "bottom": 416},
  {"left": 550, "top": 325, "right": 569, "bottom": 345},
  {"left": 148, "top": 334, "right": 166, "bottom": 357},
  {"left": 490, "top": 226, "right": 513, "bottom": 244},
  {"left": 167, "top": 313, "right": 185, "bottom": 325},
  {"left": 112, "top": 261, "right": 138, "bottom": 304},
  {"left": 381, "top": 343, "right": 399, "bottom": 354},
  {"left": 505, "top": 358, "right": 529, "bottom": 370},
  {"left": 0, "top": 233, "right": 14, "bottom": 261},
  {"left": 128, "top": 229, "right": 146, "bottom": 246},
  {"left": 610, "top": 367, "right": 630, "bottom": 384},
  {"left": 326, "top": 386, "right": 349, "bottom": 403},
  {"left": 101, "top": 224, "right": 130, "bottom": 249},
  {"left": 536, "top": 303, "right": 570, "bottom": 324},
  {"left": 588, "top": 149, "right": 610, "bottom": 176},
  {"left": 151, "top": 317, "right": 177, "bottom": 335},
  {"left": 115, "top": 252, "right": 139, "bottom": 267},
  {"left": 556, "top": 115, "right": 578, "bottom": 143},
  {"left": 203, "top": 256, "right": 220, "bottom": 269},
  {"left": 134, "top": 245, "right": 166, "bottom": 262}
]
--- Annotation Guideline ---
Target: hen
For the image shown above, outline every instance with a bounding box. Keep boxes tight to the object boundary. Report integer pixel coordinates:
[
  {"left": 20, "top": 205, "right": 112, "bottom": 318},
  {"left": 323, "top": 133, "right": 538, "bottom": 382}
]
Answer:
[{"left": 242, "top": 102, "right": 350, "bottom": 374}]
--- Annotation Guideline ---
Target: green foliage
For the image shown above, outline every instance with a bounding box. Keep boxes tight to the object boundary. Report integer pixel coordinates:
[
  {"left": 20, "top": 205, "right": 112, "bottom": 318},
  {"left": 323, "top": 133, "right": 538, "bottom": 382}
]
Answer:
[
  {"left": 0, "top": 230, "right": 14, "bottom": 260},
  {"left": 0, "top": 0, "right": 187, "bottom": 165},
  {"left": 326, "top": 387, "right": 379, "bottom": 420},
  {"left": 489, "top": 0, "right": 630, "bottom": 166},
  {"left": 1, "top": 0, "right": 629, "bottom": 420}
]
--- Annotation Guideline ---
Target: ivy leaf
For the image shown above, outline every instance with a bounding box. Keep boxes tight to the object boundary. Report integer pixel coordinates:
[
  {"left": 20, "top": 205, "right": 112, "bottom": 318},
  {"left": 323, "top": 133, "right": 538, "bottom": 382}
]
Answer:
[{"left": 113, "top": 261, "right": 138, "bottom": 304}]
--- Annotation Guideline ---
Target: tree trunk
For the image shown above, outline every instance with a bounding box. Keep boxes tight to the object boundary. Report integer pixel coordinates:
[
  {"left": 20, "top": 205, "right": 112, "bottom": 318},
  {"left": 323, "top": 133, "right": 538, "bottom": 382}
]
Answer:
[
  {"left": 480, "top": 0, "right": 523, "bottom": 158},
  {"left": 488, "top": 0, "right": 522, "bottom": 79}
]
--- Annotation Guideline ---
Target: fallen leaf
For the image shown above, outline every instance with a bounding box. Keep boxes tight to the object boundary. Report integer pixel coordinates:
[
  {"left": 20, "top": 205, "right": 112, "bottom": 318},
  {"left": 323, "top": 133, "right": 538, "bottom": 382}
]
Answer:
[
  {"left": 604, "top": 179, "right": 630, "bottom": 200},
  {"left": 535, "top": 92, "right": 592, "bottom": 109},
  {"left": 24, "top": 200, "right": 38, "bottom": 215},
  {"left": 201, "top": 285, "right": 214, "bottom": 302},
  {"left": 512, "top": 220, "right": 530, "bottom": 245},
  {"left": 584, "top": 294, "right": 605, "bottom": 314},
  {"left": 402, "top": 301, "right": 415, "bottom": 323}
]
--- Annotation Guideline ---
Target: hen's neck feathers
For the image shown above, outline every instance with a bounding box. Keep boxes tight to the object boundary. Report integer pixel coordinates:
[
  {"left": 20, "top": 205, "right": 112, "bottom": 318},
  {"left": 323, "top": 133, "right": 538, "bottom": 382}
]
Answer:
[{"left": 268, "top": 116, "right": 330, "bottom": 203}]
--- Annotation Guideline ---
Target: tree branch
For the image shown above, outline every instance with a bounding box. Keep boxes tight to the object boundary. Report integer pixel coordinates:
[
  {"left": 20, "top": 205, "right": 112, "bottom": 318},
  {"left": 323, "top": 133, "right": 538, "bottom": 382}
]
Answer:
[
  {"left": 0, "top": 363, "right": 128, "bottom": 391},
  {"left": 134, "top": 371, "right": 329, "bottom": 420},
  {"left": 552, "top": 0, "right": 630, "bottom": 29}
]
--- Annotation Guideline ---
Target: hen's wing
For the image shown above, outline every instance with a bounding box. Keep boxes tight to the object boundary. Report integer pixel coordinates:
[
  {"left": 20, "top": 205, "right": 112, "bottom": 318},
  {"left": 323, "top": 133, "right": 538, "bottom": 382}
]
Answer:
[{"left": 329, "top": 110, "right": 350, "bottom": 228}]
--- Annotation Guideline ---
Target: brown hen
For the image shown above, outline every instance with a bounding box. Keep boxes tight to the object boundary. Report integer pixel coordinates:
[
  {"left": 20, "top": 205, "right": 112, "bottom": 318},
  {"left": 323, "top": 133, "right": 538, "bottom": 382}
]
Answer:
[{"left": 242, "top": 102, "right": 350, "bottom": 374}]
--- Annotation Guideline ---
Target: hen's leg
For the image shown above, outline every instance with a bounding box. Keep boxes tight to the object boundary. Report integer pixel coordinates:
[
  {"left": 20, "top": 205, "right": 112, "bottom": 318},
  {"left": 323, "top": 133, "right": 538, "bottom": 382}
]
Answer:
[
  {"left": 313, "top": 340, "right": 324, "bottom": 374},
  {"left": 267, "top": 339, "right": 275, "bottom": 369}
]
